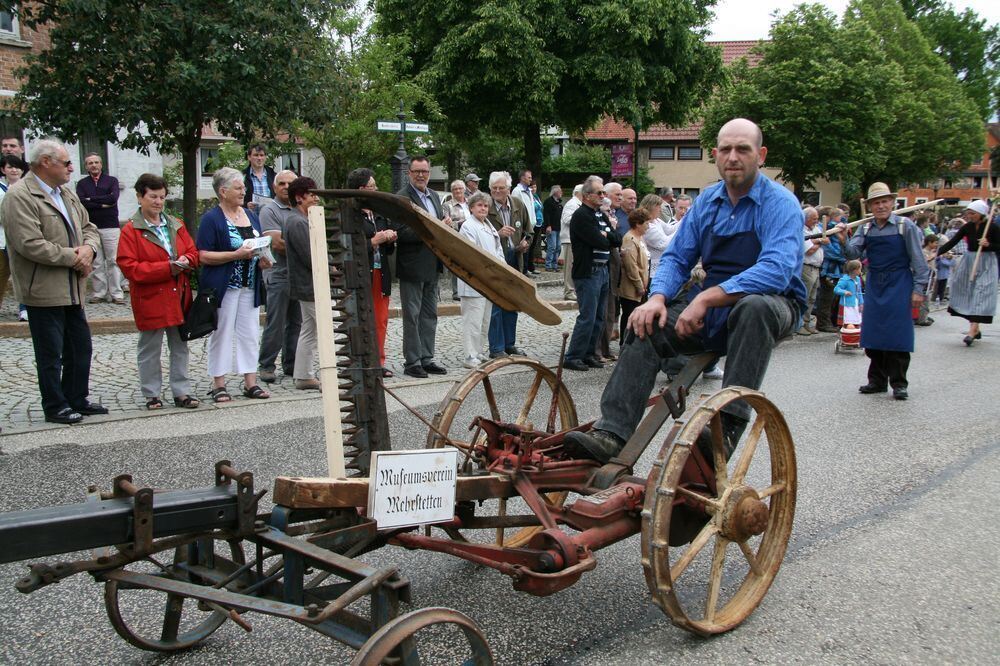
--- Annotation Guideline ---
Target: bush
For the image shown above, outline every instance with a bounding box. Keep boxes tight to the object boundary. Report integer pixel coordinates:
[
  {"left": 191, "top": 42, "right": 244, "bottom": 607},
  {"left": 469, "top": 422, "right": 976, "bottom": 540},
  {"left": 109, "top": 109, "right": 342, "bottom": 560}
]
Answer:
[{"left": 543, "top": 143, "right": 610, "bottom": 174}]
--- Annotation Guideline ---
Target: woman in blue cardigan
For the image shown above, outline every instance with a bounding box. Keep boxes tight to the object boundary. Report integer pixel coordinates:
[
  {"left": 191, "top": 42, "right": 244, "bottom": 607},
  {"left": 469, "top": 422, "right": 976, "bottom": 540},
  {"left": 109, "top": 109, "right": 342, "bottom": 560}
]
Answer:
[{"left": 196, "top": 167, "right": 272, "bottom": 402}]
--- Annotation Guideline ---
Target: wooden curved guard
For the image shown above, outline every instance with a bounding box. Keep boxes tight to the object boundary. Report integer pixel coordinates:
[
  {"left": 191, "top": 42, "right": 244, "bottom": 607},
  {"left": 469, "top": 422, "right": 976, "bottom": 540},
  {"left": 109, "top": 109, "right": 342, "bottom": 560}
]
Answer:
[{"left": 315, "top": 189, "right": 562, "bottom": 325}]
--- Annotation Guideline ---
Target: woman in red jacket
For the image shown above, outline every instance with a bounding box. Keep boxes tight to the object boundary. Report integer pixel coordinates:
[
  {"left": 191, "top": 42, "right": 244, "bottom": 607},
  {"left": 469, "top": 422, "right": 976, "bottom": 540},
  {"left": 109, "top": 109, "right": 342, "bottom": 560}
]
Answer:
[{"left": 117, "top": 173, "right": 200, "bottom": 409}]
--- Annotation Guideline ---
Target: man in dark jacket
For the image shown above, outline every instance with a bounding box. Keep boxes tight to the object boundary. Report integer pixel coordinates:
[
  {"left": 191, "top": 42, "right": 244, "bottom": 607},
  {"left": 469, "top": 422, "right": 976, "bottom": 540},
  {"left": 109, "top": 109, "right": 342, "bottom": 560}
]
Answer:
[
  {"left": 393, "top": 155, "right": 450, "bottom": 378},
  {"left": 242, "top": 144, "right": 277, "bottom": 210},
  {"left": 543, "top": 185, "right": 563, "bottom": 271},
  {"left": 76, "top": 153, "right": 122, "bottom": 303},
  {"left": 564, "top": 175, "right": 620, "bottom": 371}
]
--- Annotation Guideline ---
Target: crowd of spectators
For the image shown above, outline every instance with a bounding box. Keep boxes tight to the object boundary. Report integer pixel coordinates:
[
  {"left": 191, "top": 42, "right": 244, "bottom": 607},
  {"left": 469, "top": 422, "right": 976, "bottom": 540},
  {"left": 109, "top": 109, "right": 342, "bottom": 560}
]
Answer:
[{"left": 0, "top": 133, "right": 994, "bottom": 423}]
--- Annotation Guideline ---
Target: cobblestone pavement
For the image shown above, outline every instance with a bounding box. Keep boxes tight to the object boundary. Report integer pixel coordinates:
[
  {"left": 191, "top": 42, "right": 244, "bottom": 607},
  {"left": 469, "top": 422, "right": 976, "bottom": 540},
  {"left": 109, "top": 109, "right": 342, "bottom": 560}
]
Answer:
[{"left": 0, "top": 273, "right": 576, "bottom": 431}]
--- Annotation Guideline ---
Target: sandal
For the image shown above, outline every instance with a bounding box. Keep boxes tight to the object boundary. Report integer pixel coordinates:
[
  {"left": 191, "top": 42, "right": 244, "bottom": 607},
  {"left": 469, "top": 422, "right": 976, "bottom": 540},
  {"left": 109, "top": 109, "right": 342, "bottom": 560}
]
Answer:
[
  {"left": 208, "top": 387, "right": 232, "bottom": 403},
  {"left": 173, "top": 395, "right": 201, "bottom": 409},
  {"left": 243, "top": 385, "right": 270, "bottom": 399},
  {"left": 145, "top": 397, "right": 163, "bottom": 410}
]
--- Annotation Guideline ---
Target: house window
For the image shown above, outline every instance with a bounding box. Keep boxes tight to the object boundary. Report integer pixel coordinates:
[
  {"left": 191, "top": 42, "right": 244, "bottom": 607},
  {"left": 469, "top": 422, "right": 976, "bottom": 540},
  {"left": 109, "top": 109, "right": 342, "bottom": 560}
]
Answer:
[
  {"left": 648, "top": 146, "right": 674, "bottom": 160},
  {"left": 0, "top": 115, "right": 24, "bottom": 144},
  {"left": 802, "top": 191, "right": 820, "bottom": 206},
  {"left": 278, "top": 152, "right": 301, "bottom": 174},
  {"left": 683, "top": 188, "right": 700, "bottom": 197},
  {"left": 943, "top": 179, "right": 952, "bottom": 188},
  {"left": 78, "top": 133, "right": 109, "bottom": 171},
  {"left": 0, "top": 10, "right": 15, "bottom": 36},
  {"left": 895, "top": 198, "right": 907, "bottom": 209},
  {"left": 677, "top": 146, "right": 703, "bottom": 160},
  {"left": 973, "top": 176, "right": 983, "bottom": 189},
  {"left": 200, "top": 147, "right": 219, "bottom": 176},
  {"left": 915, "top": 197, "right": 928, "bottom": 205}
]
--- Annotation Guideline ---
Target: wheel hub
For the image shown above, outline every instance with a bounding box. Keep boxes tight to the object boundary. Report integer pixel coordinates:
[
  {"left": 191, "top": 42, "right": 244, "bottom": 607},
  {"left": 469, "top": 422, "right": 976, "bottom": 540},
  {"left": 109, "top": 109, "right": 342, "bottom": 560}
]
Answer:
[{"left": 720, "top": 486, "right": 769, "bottom": 542}]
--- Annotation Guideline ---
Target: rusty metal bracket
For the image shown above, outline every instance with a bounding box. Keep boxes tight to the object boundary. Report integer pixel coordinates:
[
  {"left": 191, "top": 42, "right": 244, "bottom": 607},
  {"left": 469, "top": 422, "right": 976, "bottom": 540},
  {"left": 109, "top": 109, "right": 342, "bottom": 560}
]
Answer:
[{"left": 112, "top": 474, "right": 154, "bottom": 555}]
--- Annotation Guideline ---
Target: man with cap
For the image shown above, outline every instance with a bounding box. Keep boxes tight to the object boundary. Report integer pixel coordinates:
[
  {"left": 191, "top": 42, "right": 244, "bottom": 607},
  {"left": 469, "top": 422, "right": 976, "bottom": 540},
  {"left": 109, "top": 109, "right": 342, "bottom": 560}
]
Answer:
[
  {"left": 464, "top": 173, "right": 481, "bottom": 195},
  {"left": 837, "top": 182, "right": 929, "bottom": 400}
]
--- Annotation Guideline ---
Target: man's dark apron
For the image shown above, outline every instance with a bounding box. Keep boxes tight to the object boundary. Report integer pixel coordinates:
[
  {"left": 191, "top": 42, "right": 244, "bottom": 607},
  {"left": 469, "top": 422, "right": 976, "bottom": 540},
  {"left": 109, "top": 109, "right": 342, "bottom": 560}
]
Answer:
[
  {"left": 860, "top": 224, "right": 914, "bottom": 353},
  {"left": 686, "top": 202, "right": 762, "bottom": 353}
]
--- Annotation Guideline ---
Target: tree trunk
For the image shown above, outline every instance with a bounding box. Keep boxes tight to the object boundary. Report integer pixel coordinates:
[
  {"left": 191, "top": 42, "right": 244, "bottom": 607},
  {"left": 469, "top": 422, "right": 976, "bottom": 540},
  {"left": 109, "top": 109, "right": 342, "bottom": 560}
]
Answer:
[
  {"left": 446, "top": 150, "right": 458, "bottom": 185},
  {"left": 178, "top": 129, "right": 202, "bottom": 235},
  {"left": 523, "top": 123, "right": 542, "bottom": 186}
]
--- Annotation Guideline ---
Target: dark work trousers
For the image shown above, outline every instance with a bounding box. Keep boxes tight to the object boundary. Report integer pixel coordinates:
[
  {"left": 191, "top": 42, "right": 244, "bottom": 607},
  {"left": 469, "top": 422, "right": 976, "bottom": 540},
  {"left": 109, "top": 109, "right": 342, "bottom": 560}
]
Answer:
[
  {"left": 816, "top": 277, "right": 837, "bottom": 329},
  {"left": 26, "top": 304, "right": 94, "bottom": 415},
  {"left": 864, "top": 349, "right": 910, "bottom": 390},
  {"left": 595, "top": 294, "right": 797, "bottom": 441},
  {"left": 258, "top": 276, "right": 301, "bottom": 374},
  {"left": 597, "top": 248, "right": 621, "bottom": 357},
  {"left": 619, "top": 296, "right": 642, "bottom": 344}
]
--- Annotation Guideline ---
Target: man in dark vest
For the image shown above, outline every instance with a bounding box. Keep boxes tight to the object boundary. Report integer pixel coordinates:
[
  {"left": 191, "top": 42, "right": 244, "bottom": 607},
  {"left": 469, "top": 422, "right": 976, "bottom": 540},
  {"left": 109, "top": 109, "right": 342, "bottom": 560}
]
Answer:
[{"left": 564, "top": 118, "right": 806, "bottom": 463}]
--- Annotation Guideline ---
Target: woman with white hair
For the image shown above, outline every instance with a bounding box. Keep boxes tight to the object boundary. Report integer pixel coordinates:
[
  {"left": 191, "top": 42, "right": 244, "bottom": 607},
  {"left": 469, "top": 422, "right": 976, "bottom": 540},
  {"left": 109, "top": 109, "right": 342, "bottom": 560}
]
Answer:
[
  {"left": 196, "top": 166, "right": 273, "bottom": 401},
  {"left": 937, "top": 199, "right": 999, "bottom": 346}
]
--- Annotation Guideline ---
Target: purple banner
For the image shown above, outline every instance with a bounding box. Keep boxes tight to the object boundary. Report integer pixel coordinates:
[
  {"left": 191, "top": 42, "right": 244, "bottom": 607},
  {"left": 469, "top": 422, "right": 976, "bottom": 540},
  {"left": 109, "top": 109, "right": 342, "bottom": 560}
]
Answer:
[{"left": 611, "top": 143, "right": 633, "bottom": 178}]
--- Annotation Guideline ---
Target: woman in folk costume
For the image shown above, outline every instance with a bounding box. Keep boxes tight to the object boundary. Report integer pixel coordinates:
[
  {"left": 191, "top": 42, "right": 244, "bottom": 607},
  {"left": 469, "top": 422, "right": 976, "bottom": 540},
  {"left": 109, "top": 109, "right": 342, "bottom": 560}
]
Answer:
[
  {"left": 838, "top": 182, "right": 929, "bottom": 401},
  {"left": 936, "top": 199, "right": 999, "bottom": 346}
]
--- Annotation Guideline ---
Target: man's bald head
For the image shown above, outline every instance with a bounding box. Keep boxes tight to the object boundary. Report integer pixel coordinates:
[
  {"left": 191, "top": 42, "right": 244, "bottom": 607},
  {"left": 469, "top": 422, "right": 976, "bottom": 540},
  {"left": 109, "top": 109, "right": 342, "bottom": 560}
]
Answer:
[{"left": 717, "top": 118, "right": 763, "bottom": 149}]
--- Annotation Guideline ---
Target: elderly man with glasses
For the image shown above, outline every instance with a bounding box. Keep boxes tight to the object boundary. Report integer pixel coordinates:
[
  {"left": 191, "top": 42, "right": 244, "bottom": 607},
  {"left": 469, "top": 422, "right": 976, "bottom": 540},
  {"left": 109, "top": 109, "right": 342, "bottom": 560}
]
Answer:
[{"left": 563, "top": 175, "right": 620, "bottom": 371}]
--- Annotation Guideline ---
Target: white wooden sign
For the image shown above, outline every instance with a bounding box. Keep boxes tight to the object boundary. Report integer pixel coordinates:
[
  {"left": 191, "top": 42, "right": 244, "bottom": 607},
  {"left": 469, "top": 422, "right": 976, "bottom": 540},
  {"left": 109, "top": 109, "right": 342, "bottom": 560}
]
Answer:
[{"left": 369, "top": 449, "right": 458, "bottom": 529}]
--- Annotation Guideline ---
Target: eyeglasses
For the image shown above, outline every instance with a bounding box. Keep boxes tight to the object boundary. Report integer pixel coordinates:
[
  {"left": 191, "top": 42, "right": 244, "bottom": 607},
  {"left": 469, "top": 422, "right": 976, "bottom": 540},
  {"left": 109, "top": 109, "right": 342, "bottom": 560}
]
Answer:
[
  {"left": 588, "top": 190, "right": 605, "bottom": 197},
  {"left": 409, "top": 169, "right": 430, "bottom": 175},
  {"left": 50, "top": 158, "right": 72, "bottom": 167}
]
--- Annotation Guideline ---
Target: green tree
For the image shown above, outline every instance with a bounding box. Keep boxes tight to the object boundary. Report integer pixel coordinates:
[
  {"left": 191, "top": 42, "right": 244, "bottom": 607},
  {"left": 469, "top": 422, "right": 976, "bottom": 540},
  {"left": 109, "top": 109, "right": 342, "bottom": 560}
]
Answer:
[
  {"left": 901, "top": 0, "right": 1000, "bottom": 120},
  {"left": 295, "top": 5, "right": 442, "bottom": 190},
  {"left": 843, "top": 0, "right": 983, "bottom": 189},
  {"left": 701, "top": 4, "right": 897, "bottom": 197},
  {"left": 11, "top": 1, "right": 340, "bottom": 229},
  {"left": 375, "top": 0, "right": 721, "bottom": 181}
]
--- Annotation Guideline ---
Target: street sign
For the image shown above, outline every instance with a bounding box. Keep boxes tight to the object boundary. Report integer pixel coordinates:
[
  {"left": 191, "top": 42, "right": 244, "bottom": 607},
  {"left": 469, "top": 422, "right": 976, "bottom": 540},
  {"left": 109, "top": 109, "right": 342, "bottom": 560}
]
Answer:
[
  {"left": 405, "top": 122, "right": 430, "bottom": 134},
  {"left": 377, "top": 120, "right": 403, "bottom": 132},
  {"left": 368, "top": 449, "right": 458, "bottom": 529}
]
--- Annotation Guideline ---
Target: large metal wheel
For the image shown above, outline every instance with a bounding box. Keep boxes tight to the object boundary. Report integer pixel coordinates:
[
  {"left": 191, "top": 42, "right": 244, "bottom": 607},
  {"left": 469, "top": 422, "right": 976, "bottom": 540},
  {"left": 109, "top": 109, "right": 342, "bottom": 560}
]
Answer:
[
  {"left": 350, "top": 607, "right": 494, "bottom": 666},
  {"left": 641, "top": 387, "right": 796, "bottom": 636},
  {"left": 427, "top": 357, "right": 577, "bottom": 547},
  {"left": 104, "top": 536, "right": 246, "bottom": 651}
]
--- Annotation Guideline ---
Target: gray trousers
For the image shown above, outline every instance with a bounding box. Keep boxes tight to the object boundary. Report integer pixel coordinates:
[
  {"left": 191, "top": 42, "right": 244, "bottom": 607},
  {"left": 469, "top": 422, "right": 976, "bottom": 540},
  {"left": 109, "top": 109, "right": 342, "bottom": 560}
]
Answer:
[
  {"left": 595, "top": 294, "right": 797, "bottom": 440},
  {"left": 562, "top": 243, "right": 575, "bottom": 298},
  {"left": 258, "top": 276, "right": 301, "bottom": 373},
  {"left": 399, "top": 278, "right": 439, "bottom": 369},
  {"left": 801, "top": 265, "right": 820, "bottom": 328},
  {"left": 294, "top": 301, "right": 318, "bottom": 380},
  {"left": 137, "top": 326, "right": 191, "bottom": 399}
]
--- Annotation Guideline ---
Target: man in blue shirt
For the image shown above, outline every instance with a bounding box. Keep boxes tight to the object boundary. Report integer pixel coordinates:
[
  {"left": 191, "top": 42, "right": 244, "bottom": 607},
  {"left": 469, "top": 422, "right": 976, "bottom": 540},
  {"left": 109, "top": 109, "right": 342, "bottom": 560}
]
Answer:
[{"left": 565, "top": 118, "right": 806, "bottom": 463}]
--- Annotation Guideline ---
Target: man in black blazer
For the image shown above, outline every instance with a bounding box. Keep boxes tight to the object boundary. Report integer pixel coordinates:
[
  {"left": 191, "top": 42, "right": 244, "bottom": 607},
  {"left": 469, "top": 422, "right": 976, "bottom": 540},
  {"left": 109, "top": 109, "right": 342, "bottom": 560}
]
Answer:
[{"left": 393, "top": 155, "right": 451, "bottom": 378}]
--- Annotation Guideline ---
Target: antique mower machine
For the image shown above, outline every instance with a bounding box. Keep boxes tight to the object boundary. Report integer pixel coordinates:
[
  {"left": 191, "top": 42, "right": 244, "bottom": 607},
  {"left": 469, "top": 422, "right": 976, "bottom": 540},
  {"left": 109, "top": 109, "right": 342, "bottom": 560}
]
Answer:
[{"left": 0, "top": 192, "right": 798, "bottom": 663}]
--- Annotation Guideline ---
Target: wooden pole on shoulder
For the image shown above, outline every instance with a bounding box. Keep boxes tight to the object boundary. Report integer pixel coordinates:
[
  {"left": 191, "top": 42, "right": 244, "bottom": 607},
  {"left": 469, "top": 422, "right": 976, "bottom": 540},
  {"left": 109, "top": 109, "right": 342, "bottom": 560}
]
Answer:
[{"left": 308, "top": 204, "right": 346, "bottom": 478}]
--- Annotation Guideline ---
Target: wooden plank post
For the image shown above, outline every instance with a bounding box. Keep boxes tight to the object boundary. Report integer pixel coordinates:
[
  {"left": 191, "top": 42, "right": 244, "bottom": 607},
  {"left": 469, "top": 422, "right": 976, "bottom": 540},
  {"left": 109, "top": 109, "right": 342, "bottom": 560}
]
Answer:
[{"left": 308, "top": 204, "right": 346, "bottom": 478}]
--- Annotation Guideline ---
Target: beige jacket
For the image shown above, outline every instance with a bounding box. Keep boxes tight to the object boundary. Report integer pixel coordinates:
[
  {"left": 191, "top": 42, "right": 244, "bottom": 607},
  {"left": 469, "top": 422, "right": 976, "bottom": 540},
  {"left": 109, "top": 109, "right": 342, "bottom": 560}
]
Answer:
[
  {"left": 0, "top": 176, "right": 100, "bottom": 306},
  {"left": 618, "top": 231, "right": 650, "bottom": 302}
]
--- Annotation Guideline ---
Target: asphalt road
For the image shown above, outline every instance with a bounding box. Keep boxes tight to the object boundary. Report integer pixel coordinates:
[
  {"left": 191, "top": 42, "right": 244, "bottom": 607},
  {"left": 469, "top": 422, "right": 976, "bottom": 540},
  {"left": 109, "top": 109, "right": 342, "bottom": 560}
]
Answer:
[{"left": 0, "top": 311, "right": 997, "bottom": 665}]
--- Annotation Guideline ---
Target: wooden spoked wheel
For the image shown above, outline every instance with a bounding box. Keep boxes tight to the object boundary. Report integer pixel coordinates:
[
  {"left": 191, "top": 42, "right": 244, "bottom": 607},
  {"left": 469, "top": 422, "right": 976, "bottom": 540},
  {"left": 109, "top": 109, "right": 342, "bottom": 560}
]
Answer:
[
  {"left": 427, "top": 357, "right": 577, "bottom": 547},
  {"left": 104, "top": 536, "right": 246, "bottom": 651},
  {"left": 641, "top": 387, "right": 796, "bottom": 635},
  {"left": 350, "top": 607, "right": 494, "bottom": 666}
]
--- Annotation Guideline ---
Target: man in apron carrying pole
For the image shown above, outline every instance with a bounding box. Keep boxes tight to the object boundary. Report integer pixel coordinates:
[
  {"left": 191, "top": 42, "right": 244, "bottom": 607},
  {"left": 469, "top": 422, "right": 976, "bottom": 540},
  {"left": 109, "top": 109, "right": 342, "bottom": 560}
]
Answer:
[
  {"left": 564, "top": 118, "right": 807, "bottom": 463},
  {"left": 839, "top": 183, "right": 929, "bottom": 401}
]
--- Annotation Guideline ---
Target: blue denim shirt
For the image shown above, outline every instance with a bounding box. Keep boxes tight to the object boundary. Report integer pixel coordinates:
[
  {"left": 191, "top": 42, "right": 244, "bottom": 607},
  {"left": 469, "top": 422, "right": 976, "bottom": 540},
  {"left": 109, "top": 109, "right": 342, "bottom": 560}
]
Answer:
[{"left": 650, "top": 174, "right": 806, "bottom": 311}]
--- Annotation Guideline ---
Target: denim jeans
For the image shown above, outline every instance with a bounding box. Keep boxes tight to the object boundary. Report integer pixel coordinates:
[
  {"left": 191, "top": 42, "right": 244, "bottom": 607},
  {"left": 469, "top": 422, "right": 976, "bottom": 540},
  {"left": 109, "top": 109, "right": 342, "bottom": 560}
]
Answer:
[
  {"left": 545, "top": 231, "right": 560, "bottom": 269},
  {"left": 566, "top": 264, "right": 608, "bottom": 362},
  {"left": 488, "top": 304, "right": 518, "bottom": 353},
  {"left": 595, "top": 294, "right": 797, "bottom": 440}
]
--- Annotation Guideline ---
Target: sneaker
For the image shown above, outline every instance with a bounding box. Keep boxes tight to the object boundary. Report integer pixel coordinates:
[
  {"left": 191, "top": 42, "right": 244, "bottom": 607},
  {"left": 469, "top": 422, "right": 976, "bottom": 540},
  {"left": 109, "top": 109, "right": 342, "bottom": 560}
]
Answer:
[
  {"left": 18, "top": 311, "right": 27, "bottom": 322},
  {"left": 477, "top": 353, "right": 492, "bottom": 363},
  {"left": 463, "top": 357, "right": 480, "bottom": 369},
  {"left": 88, "top": 296, "right": 105, "bottom": 304},
  {"left": 563, "top": 429, "right": 625, "bottom": 464},
  {"left": 796, "top": 326, "right": 812, "bottom": 336},
  {"left": 489, "top": 350, "right": 508, "bottom": 359},
  {"left": 703, "top": 366, "right": 724, "bottom": 380},
  {"left": 112, "top": 297, "right": 127, "bottom": 305},
  {"left": 259, "top": 369, "right": 277, "bottom": 383},
  {"left": 294, "top": 378, "right": 322, "bottom": 391}
]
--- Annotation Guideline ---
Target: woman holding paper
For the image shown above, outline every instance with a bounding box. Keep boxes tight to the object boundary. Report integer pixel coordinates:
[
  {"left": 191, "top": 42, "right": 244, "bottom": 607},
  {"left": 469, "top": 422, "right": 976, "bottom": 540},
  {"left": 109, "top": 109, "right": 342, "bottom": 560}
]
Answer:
[
  {"left": 936, "top": 199, "right": 999, "bottom": 346},
  {"left": 197, "top": 167, "right": 273, "bottom": 402},
  {"left": 117, "top": 173, "right": 200, "bottom": 409}
]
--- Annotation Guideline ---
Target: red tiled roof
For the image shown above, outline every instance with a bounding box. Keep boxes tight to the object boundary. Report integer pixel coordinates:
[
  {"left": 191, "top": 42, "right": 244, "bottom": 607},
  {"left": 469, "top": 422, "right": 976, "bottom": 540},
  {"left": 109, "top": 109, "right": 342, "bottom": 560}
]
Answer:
[{"left": 584, "top": 40, "right": 763, "bottom": 144}]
